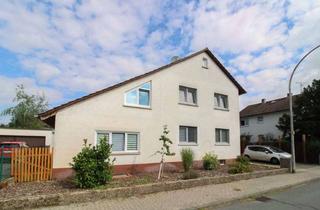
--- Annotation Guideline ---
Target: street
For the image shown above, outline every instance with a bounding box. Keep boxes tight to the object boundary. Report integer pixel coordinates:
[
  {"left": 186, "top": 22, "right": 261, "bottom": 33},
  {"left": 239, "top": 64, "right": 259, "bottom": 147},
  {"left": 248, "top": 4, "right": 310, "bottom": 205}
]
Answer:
[{"left": 213, "top": 179, "right": 320, "bottom": 210}]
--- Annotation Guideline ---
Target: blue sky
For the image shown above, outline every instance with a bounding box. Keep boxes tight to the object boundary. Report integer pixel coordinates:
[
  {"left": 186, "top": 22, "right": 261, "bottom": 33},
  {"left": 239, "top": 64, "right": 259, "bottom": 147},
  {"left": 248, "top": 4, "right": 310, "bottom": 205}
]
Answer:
[{"left": 0, "top": 0, "right": 320, "bottom": 123}]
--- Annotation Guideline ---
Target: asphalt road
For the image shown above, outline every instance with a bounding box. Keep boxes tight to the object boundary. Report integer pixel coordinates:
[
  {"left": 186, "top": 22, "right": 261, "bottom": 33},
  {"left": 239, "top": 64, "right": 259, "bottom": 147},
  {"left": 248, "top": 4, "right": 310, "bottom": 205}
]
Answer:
[{"left": 212, "top": 179, "right": 320, "bottom": 210}]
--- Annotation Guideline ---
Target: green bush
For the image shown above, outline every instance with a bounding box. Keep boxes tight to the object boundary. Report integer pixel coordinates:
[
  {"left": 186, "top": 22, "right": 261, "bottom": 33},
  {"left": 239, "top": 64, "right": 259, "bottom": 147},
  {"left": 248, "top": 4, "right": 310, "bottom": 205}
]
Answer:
[
  {"left": 202, "top": 152, "right": 219, "bottom": 170},
  {"left": 70, "top": 137, "right": 114, "bottom": 188},
  {"left": 182, "top": 169, "right": 199, "bottom": 180},
  {"left": 180, "top": 148, "right": 194, "bottom": 172},
  {"left": 228, "top": 156, "right": 252, "bottom": 174}
]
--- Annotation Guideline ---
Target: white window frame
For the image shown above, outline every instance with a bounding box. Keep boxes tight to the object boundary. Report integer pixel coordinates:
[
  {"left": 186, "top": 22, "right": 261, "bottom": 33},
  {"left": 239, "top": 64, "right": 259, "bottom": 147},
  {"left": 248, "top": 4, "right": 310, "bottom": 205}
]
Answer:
[
  {"left": 257, "top": 116, "right": 264, "bottom": 124},
  {"left": 124, "top": 81, "right": 151, "bottom": 109},
  {"left": 179, "top": 126, "right": 198, "bottom": 145},
  {"left": 215, "top": 128, "right": 230, "bottom": 145},
  {"left": 179, "top": 86, "right": 198, "bottom": 106},
  {"left": 202, "top": 57, "right": 208, "bottom": 69},
  {"left": 95, "top": 131, "right": 140, "bottom": 154},
  {"left": 240, "top": 119, "right": 249, "bottom": 127},
  {"left": 214, "top": 93, "right": 229, "bottom": 110}
]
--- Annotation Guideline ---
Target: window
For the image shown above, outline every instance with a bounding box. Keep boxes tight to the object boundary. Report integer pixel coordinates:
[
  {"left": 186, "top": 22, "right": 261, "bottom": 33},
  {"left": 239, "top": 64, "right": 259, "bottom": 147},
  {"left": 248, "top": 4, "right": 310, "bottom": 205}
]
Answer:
[
  {"left": 179, "top": 126, "right": 197, "bottom": 143},
  {"left": 179, "top": 86, "right": 197, "bottom": 105},
  {"left": 96, "top": 131, "right": 139, "bottom": 153},
  {"left": 125, "top": 82, "right": 151, "bottom": 107},
  {"left": 214, "top": 93, "right": 228, "bottom": 109},
  {"left": 240, "top": 119, "right": 249, "bottom": 126},
  {"left": 202, "top": 57, "right": 208, "bottom": 68},
  {"left": 215, "top": 129, "right": 230, "bottom": 144},
  {"left": 257, "top": 116, "right": 264, "bottom": 123}
]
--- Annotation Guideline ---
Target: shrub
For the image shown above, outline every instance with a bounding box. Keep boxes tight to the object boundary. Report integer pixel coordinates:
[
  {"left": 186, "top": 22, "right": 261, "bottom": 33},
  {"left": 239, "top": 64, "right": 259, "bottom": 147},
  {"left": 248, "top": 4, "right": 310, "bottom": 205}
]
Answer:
[
  {"left": 228, "top": 156, "right": 252, "bottom": 174},
  {"left": 202, "top": 153, "right": 219, "bottom": 170},
  {"left": 70, "top": 137, "right": 114, "bottom": 188},
  {"left": 180, "top": 148, "right": 194, "bottom": 172},
  {"left": 182, "top": 169, "right": 199, "bottom": 180}
]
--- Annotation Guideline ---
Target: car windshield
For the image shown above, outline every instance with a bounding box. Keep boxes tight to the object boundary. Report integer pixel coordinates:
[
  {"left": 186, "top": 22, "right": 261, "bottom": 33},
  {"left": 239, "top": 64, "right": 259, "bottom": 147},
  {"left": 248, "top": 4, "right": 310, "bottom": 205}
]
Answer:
[{"left": 269, "top": 146, "right": 284, "bottom": 153}]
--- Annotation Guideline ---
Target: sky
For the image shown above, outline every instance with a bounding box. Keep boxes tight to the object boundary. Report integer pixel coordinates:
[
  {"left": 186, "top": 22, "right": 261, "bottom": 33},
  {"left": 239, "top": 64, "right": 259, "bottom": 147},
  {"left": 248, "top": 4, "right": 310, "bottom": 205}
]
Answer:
[{"left": 0, "top": 0, "right": 320, "bottom": 123}]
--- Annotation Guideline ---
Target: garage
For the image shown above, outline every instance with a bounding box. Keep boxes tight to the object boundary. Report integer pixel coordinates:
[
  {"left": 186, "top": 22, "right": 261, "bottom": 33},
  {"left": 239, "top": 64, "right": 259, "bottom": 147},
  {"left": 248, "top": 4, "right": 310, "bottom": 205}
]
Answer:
[
  {"left": 0, "top": 128, "right": 53, "bottom": 147},
  {"left": 0, "top": 135, "right": 45, "bottom": 147}
]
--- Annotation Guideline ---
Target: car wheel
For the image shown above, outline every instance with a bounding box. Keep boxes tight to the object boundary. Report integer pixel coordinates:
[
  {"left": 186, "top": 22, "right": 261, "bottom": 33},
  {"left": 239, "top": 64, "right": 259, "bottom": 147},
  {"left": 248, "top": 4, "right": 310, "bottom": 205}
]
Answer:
[
  {"left": 270, "top": 157, "right": 279, "bottom": 165},
  {"left": 244, "top": 155, "right": 250, "bottom": 160}
]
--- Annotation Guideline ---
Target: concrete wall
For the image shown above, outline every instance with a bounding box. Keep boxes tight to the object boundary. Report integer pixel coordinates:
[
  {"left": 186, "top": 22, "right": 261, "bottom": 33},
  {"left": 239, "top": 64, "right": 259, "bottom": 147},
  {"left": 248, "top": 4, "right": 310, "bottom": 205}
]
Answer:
[
  {"left": 0, "top": 128, "right": 54, "bottom": 146},
  {"left": 240, "top": 111, "right": 288, "bottom": 142},
  {"left": 53, "top": 52, "right": 241, "bottom": 168}
]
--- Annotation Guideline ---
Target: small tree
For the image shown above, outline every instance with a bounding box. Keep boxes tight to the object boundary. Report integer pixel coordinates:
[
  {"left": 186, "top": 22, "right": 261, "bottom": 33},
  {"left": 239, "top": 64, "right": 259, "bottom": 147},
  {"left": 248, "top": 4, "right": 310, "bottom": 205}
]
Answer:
[
  {"left": 156, "top": 125, "right": 175, "bottom": 180},
  {"left": 276, "top": 79, "right": 320, "bottom": 139},
  {"left": 1, "top": 85, "right": 48, "bottom": 129},
  {"left": 276, "top": 113, "right": 290, "bottom": 138},
  {"left": 70, "top": 137, "right": 114, "bottom": 188}
]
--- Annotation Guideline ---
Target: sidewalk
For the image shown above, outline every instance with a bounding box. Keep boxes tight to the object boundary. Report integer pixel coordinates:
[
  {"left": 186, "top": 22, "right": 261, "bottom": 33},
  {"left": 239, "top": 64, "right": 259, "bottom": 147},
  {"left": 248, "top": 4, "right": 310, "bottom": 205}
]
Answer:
[{"left": 40, "top": 165, "right": 320, "bottom": 210}]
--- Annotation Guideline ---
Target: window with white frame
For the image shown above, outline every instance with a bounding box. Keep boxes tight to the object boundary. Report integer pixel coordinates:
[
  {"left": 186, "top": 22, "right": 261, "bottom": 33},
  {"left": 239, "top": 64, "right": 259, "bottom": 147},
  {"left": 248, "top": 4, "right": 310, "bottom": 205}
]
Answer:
[
  {"left": 202, "top": 57, "right": 208, "bottom": 68},
  {"left": 240, "top": 119, "right": 249, "bottom": 126},
  {"left": 215, "top": 128, "right": 230, "bottom": 144},
  {"left": 96, "top": 131, "right": 139, "bottom": 152},
  {"left": 125, "top": 82, "right": 151, "bottom": 107},
  {"left": 179, "top": 86, "right": 197, "bottom": 105},
  {"left": 214, "top": 93, "right": 228, "bottom": 109},
  {"left": 179, "top": 126, "right": 197, "bottom": 143},
  {"left": 257, "top": 116, "right": 264, "bottom": 123}
]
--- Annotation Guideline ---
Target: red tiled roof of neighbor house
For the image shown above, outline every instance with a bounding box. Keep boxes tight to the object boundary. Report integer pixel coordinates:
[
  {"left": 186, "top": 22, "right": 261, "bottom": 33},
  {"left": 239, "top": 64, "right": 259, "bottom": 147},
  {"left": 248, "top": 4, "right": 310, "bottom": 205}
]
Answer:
[
  {"left": 39, "top": 48, "right": 246, "bottom": 120},
  {"left": 240, "top": 95, "right": 299, "bottom": 118}
]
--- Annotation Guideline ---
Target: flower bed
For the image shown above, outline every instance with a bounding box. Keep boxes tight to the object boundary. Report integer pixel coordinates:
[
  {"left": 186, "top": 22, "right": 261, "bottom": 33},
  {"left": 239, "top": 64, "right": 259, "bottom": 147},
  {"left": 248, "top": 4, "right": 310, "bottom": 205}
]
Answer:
[
  {"left": 0, "top": 164, "right": 286, "bottom": 210},
  {"left": 0, "top": 163, "right": 276, "bottom": 200}
]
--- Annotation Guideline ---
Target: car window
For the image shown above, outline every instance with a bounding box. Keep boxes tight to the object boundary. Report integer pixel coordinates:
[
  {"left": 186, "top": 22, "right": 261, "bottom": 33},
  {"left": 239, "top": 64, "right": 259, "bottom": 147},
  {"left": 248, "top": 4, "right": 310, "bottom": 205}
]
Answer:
[
  {"left": 269, "top": 146, "right": 284, "bottom": 153},
  {"left": 255, "top": 147, "right": 266, "bottom": 152},
  {"left": 248, "top": 146, "right": 257, "bottom": 151}
]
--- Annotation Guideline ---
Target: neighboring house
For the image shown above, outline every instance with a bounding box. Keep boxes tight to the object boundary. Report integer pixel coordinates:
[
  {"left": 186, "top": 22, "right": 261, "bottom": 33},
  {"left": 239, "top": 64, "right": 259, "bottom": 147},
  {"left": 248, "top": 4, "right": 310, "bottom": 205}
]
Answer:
[
  {"left": 0, "top": 128, "right": 54, "bottom": 147},
  {"left": 39, "top": 48, "right": 246, "bottom": 179},
  {"left": 240, "top": 95, "right": 298, "bottom": 142}
]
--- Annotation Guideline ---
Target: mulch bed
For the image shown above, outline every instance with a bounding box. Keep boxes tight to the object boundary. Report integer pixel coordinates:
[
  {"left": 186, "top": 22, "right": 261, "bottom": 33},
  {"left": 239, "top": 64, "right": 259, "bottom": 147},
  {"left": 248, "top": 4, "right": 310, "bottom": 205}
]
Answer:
[{"left": 0, "top": 163, "right": 277, "bottom": 200}]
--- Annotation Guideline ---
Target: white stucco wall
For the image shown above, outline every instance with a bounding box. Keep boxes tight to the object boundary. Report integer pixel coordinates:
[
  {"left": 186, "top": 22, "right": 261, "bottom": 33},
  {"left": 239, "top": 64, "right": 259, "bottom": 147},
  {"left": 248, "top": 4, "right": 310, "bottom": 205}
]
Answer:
[
  {"left": 240, "top": 111, "right": 288, "bottom": 142},
  {"left": 0, "top": 128, "right": 54, "bottom": 146},
  {"left": 52, "top": 52, "right": 241, "bottom": 168}
]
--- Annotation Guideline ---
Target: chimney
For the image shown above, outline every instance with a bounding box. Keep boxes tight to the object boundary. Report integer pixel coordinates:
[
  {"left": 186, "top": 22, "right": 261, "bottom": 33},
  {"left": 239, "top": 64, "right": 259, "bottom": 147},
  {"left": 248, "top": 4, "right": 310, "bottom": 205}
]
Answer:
[
  {"left": 261, "top": 98, "right": 266, "bottom": 103},
  {"left": 171, "top": 56, "right": 180, "bottom": 62}
]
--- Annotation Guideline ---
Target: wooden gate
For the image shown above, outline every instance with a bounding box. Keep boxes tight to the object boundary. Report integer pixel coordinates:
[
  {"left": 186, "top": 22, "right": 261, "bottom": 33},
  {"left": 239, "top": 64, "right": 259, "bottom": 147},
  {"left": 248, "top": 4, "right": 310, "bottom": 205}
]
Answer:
[{"left": 11, "top": 147, "right": 53, "bottom": 182}]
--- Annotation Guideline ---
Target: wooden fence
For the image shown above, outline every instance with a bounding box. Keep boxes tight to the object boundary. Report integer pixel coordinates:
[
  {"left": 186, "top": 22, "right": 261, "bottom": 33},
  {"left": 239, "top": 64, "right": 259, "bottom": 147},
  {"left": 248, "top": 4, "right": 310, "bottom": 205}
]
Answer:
[{"left": 11, "top": 147, "right": 53, "bottom": 182}]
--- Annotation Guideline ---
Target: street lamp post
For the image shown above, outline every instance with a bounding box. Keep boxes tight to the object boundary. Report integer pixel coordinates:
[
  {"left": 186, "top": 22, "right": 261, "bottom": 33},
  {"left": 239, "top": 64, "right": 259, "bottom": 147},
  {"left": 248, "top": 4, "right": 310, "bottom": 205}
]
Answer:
[{"left": 288, "top": 44, "right": 320, "bottom": 173}]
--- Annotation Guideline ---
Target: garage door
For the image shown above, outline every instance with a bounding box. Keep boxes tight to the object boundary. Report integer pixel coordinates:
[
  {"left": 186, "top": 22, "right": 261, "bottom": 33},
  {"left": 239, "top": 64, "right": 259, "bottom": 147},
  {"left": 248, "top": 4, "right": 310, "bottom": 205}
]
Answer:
[{"left": 0, "top": 135, "right": 45, "bottom": 147}]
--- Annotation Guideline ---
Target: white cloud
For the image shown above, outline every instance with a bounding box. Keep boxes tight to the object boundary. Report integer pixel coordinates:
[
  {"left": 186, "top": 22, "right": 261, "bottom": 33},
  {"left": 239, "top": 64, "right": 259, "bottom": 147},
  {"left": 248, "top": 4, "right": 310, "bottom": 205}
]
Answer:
[
  {"left": 191, "top": 0, "right": 287, "bottom": 53},
  {"left": 231, "top": 46, "right": 291, "bottom": 73},
  {"left": 0, "top": 75, "right": 63, "bottom": 106}
]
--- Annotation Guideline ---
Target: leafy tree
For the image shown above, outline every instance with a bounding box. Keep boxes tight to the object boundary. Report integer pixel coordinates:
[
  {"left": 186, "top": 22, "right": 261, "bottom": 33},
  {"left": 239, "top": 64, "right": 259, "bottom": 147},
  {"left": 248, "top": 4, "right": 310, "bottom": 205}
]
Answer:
[
  {"left": 1, "top": 85, "right": 48, "bottom": 129},
  {"left": 156, "top": 125, "right": 175, "bottom": 179},
  {"left": 276, "top": 113, "right": 290, "bottom": 138},
  {"left": 277, "top": 79, "right": 320, "bottom": 138}
]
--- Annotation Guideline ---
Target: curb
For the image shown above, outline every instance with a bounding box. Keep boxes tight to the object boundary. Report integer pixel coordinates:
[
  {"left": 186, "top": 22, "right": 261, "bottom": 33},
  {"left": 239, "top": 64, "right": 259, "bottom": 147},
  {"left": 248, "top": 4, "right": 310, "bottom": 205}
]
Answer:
[
  {"left": 0, "top": 169, "right": 287, "bottom": 210},
  {"left": 194, "top": 176, "right": 320, "bottom": 210}
]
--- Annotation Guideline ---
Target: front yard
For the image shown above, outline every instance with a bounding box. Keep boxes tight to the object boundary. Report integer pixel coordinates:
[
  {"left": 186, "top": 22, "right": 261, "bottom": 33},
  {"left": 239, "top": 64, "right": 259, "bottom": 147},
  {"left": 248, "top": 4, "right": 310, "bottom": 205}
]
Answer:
[{"left": 0, "top": 163, "right": 277, "bottom": 201}]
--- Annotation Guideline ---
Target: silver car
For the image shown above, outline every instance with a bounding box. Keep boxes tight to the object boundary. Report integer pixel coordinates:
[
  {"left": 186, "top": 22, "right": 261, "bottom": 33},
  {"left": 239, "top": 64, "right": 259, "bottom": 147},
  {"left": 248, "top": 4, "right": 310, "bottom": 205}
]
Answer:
[{"left": 243, "top": 145, "right": 292, "bottom": 164}]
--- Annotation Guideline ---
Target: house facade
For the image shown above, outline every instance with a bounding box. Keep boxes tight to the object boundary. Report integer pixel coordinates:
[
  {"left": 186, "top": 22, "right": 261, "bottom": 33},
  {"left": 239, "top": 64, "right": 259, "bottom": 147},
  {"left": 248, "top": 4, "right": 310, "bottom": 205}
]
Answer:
[
  {"left": 240, "top": 95, "right": 297, "bottom": 142},
  {"left": 39, "top": 48, "right": 246, "bottom": 179}
]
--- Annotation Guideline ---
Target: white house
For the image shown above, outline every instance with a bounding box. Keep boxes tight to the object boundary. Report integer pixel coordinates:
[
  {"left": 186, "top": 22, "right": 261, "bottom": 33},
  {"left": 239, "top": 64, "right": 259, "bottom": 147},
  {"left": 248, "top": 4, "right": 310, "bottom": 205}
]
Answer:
[
  {"left": 240, "top": 95, "right": 298, "bottom": 142},
  {"left": 39, "top": 48, "right": 246, "bottom": 179}
]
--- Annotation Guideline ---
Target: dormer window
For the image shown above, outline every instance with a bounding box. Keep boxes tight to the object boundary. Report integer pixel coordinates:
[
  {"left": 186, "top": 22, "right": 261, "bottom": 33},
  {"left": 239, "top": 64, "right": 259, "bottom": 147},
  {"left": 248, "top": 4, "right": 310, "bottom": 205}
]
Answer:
[
  {"left": 202, "top": 57, "right": 208, "bottom": 69},
  {"left": 125, "top": 82, "right": 151, "bottom": 108}
]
